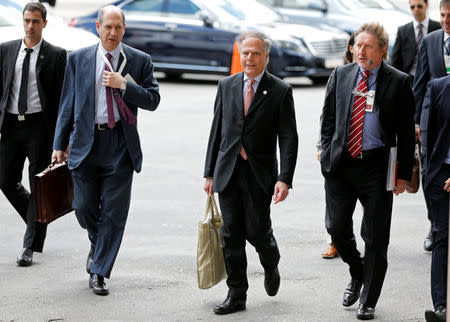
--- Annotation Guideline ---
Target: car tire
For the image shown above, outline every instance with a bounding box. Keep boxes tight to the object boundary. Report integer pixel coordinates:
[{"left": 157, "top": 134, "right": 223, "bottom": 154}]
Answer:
[{"left": 309, "top": 76, "right": 329, "bottom": 85}]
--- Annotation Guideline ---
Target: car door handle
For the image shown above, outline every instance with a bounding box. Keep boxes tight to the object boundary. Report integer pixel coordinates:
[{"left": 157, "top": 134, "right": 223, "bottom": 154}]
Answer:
[{"left": 165, "top": 23, "right": 178, "bottom": 30}]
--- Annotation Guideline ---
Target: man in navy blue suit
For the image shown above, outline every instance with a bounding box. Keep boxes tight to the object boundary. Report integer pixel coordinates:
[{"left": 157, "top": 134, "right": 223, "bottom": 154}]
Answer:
[
  {"left": 413, "top": 0, "right": 450, "bottom": 251},
  {"left": 422, "top": 76, "right": 450, "bottom": 322},
  {"left": 52, "top": 5, "right": 160, "bottom": 295}
]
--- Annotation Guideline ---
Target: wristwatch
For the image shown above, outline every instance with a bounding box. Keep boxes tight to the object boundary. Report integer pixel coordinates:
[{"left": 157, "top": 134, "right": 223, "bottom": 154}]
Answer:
[{"left": 120, "top": 79, "right": 127, "bottom": 92}]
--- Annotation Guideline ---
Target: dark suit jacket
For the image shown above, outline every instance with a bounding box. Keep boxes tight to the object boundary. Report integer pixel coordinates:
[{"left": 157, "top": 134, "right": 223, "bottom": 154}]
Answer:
[
  {"left": 320, "top": 62, "right": 415, "bottom": 181},
  {"left": 424, "top": 75, "right": 450, "bottom": 189},
  {"left": 53, "top": 43, "right": 160, "bottom": 173},
  {"left": 204, "top": 71, "right": 298, "bottom": 195},
  {"left": 413, "top": 29, "right": 447, "bottom": 128},
  {"left": 391, "top": 19, "right": 441, "bottom": 74},
  {"left": 0, "top": 39, "right": 66, "bottom": 137}
]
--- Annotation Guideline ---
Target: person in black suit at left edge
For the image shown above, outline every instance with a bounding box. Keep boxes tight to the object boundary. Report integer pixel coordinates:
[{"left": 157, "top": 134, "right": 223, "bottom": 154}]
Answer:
[
  {"left": 204, "top": 31, "right": 298, "bottom": 315},
  {"left": 0, "top": 2, "right": 66, "bottom": 266}
]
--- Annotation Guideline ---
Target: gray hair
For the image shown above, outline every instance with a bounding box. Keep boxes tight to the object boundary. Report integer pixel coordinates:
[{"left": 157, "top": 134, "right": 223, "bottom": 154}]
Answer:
[
  {"left": 237, "top": 31, "right": 272, "bottom": 53},
  {"left": 355, "top": 22, "right": 389, "bottom": 60},
  {"left": 97, "top": 5, "right": 125, "bottom": 26}
]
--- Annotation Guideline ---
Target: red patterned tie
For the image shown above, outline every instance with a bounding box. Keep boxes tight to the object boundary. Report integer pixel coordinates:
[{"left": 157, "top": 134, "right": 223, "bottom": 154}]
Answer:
[
  {"left": 240, "top": 79, "right": 255, "bottom": 160},
  {"left": 105, "top": 53, "right": 116, "bottom": 129},
  {"left": 347, "top": 70, "right": 370, "bottom": 158}
]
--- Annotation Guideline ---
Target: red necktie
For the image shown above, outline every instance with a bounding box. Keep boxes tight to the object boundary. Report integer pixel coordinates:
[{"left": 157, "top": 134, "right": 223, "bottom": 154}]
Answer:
[
  {"left": 105, "top": 53, "right": 116, "bottom": 129},
  {"left": 347, "top": 70, "right": 370, "bottom": 158},
  {"left": 240, "top": 79, "right": 255, "bottom": 160}
]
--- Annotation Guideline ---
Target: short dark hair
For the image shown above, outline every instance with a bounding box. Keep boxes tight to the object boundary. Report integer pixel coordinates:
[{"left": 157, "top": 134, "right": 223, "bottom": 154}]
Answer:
[
  {"left": 440, "top": 0, "right": 450, "bottom": 7},
  {"left": 345, "top": 32, "right": 356, "bottom": 63},
  {"left": 23, "top": 2, "right": 47, "bottom": 21},
  {"left": 98, "top": 5, "right": 125, "bottom": 26}
]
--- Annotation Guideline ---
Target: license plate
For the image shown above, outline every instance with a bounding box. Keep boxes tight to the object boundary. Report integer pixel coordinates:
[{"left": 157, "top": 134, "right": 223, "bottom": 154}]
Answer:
[{"left": 325, "top": 59, "right": 342, "bottom": 68}]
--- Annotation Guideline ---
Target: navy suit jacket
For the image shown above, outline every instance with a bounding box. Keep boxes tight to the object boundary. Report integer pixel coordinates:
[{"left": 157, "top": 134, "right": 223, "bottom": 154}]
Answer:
[
  {"left": 424, "top": 75, "right": 450, "bottom": 189},
  {"left": 320, "top": 62, "right": 415, "bottom": 181},
  {"left": 413, "top": 29, "right": 447, "bottom": 129},
  {"left": 204, "top": 71, "right": 298, "bottom": 195},
  {"left": 53, "top": 43, "right": 160, "bottom": 172}
]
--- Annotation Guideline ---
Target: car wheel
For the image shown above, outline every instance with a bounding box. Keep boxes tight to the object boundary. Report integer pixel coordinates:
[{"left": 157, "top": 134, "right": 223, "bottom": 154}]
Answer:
[{"left": 309, "top": 76, "right": 329, "bottom": 85}]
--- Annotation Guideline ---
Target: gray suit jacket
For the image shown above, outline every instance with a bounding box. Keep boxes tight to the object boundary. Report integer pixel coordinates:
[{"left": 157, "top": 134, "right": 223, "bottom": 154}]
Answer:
[
  {"left": 320, "top": 62, "right": 415, "bottom": 181},
  {"left": 204, "top": 71, "right": 298, "bottom": 195}
]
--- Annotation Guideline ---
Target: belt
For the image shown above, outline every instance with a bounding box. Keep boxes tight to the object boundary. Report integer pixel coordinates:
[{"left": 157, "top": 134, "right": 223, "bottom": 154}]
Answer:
[
  {"left": 344, "top": 147, "right": 388, "bottom": 161},
  {"left": 95, "top": 122, "right": 119, "bottom": 130},
  {"left": 6, "top": 112, "right": 42, "bottom": 122}
]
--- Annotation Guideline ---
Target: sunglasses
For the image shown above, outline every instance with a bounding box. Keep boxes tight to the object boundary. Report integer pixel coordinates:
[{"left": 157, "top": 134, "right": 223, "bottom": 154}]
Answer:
[{"left": 410, "top": 4, "right": 424, "bottom": 9}]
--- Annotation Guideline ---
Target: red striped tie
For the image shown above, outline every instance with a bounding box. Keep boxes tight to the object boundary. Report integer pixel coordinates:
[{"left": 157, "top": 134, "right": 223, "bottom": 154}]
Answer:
[{"left": 347, "top": 70, "right": 370, "bottom": 158}]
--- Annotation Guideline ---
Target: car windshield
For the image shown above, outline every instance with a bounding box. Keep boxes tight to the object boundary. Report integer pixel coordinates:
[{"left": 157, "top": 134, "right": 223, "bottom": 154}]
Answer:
[
  {"left": 339, "top": 0, "right": 397, "bottom": 9},
  {"left": 202, "top": 0, "right": 281, "bottom": 23}
]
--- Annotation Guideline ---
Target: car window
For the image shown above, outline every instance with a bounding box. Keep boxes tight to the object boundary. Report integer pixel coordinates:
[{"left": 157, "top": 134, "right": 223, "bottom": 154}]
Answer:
[
  {"left": 121, "top": 0, "right": 165, "bottom": 12},
  {"left": 206, "top": 0, "right": 280, "bottom": 22},
  {"left": 167, "top": 0, "right": 201, "bottom": 18}
]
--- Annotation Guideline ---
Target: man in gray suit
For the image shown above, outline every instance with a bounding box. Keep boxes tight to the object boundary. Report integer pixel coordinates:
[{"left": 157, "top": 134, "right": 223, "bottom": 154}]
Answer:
[
  {"left": 321, "top": 22, "right": 415, "bottom": 320},
  {"left": 413, "top": 0, "right": 450, "bottom": 252},
  {"left": 204, "top": 30, "right": 298, "bottom": 315}
]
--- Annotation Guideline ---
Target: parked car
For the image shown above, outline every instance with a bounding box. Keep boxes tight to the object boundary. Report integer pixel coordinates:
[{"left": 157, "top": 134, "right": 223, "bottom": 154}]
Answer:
[
  {"left": 0, "top": 0, "right": 99, "bottom": 53},
  {"left": 69, "top": 0, "right": 349, "bottom": 82},
  {"left": 260, "top": 0, "right": 412, "bottom": 56}
]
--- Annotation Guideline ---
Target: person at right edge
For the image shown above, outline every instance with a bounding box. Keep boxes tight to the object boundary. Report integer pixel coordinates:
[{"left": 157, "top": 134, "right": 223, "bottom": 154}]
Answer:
[
  {"left": 413, "top": 0, "right": 450, "bottom": 252},
  {"left": 320, "top": 22, "right": 415, "bottom": 320},
  {"left": 203, "top": 30, "right": 298, "bottom": 315},
  {"left": 422, "top": 75, "right": 450, "bottom": 321}
]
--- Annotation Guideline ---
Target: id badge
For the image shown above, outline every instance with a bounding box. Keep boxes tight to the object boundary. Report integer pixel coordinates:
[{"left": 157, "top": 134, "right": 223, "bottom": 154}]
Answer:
[
  {"left": 365, "top": 90, "right": 375, "bottom": 112},
  {"left": 445, "top": 55, "right": 450, "bottom": 74}
]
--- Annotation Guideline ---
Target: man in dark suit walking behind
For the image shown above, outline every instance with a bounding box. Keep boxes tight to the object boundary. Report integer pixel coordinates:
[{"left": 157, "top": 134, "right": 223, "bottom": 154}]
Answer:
[
  {"left": 392, "top": 0, "right": 441, "bottom": 81},
  {"left": 0, "top": 2, "right": 66, "bottom": 266},
  {"left": 203, "top": 30, "right": 298, "bottom": 315},
  {"left": 422, "top": 75, "right": 450, "bottom": 322},
  {"left": 53, "top": 5, "right": 160, "bottom": 295},
  {"left": 320, "top": 22, "right": 415, "bottom": 320},
  {"left": 414, "top": 0, "right": 450, "bottom": 252}
]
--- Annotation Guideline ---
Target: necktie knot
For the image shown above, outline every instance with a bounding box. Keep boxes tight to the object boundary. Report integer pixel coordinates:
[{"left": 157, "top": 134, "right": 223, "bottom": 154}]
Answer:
[
  {"left": 418, "top": 23, "right": 423, "bottom": 30},
  {"left": 247, "top": 78, "right": 255, "bottom": 89},
  {"left": 361, "top": 70, "right": 370, "bottom": 81},
  {"left": 106, "top": 52, "right": 113, "bottom": 62},
  {"left": 445, "top": 38, "right": 450, "bottom": 56},
  {"left": 24, "top": 48, "right": 33, "bottom": 55}
]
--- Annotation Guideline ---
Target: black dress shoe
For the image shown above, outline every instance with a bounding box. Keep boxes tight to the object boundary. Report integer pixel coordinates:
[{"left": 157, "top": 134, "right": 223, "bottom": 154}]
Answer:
[
  {"left": 16, "top": 248, "right": 33, "bottom": 266},
  {"left": 264, "top": 267, "right": 280, "bottom": 296},
  {"left": 356, "top": 303, "right": 375, "bottom": 320},
  {"left": 424, "top": 227, "right": 434, "bottom": 252},
  {"left": 86, "top": 245, "right": 95, "bottom": 274},
  {"left": 342, "top": 278, "right": 362, "bottom": 307},
  {"left": 425, "top": 305, "right": 446, "bottom": 321},
  {"left": 89, "top": 274, "right": 109, "bottom": 296},
  {"left": 213, "top": 297, "right": 246, "bottom": 315}
]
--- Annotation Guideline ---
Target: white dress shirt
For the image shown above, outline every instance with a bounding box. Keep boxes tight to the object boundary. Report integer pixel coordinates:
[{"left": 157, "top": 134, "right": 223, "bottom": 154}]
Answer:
[
  {"left": 6, "top": 39, "right": 43, "bottom": 114},
  {"left": 95, "top": 43, "right": 121, "bottom": 124},
  {"left": 413, "top": 18, "right": 429, "bottom": 39}
]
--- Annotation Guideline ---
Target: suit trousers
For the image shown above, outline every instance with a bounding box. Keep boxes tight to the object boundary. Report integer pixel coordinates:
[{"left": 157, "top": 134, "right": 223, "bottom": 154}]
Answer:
[
  {"left": 325, "top": 148, "right": 393, "bottom": 308},
  {"left": 427, "top": 163, "right": 450, "bottom": 309},
  {"left": 218, "top": 156, "right": 280, "bottom": 299},
  {"left": 0, "top": 112, "right": 50, "bottom": 252},
  {"left": 71, "top": 124, "right": 134, "bottom": 278}
]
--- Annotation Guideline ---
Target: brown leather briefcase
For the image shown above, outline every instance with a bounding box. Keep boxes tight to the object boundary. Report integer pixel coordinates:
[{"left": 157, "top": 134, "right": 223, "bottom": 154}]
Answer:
[{"left": 34, "top": 161, "right": 74, "bottom": 223}]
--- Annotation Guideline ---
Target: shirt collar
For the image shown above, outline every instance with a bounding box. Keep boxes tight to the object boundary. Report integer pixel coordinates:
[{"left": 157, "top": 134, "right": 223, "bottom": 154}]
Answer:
[
  {"left": 98, "top": 42, "right": 122, "bottom": 63},
  {"left": 20, "top": 38, "right": 43, "bottom": 53},
  {"left": 244, "top": 70, "right": 264, "bottom": 84},
  {"left": 359, "top": 63, "right": 381, "bottom": 79},
  {"left": 444, "top": 32, "right": 450, "bottom": 41},
  {"left": 413, "top": 17, "right": 429, "bottom": 30}
]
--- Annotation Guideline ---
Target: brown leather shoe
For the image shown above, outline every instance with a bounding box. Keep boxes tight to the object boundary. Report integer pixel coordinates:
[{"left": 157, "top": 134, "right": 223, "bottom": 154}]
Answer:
[{"left": 321, "top": 243, "right": 339, "bottom": 259}]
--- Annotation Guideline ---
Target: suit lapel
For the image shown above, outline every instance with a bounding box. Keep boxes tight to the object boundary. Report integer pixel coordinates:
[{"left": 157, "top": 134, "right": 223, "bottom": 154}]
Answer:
[
  {"left": 374, "top": 62, "right": 391, "bottom": 112},
  {"left": 36, "top": 39, "right": 48, "bottom": 76},
  {"left": 246, "top": 70, "right": 271, "bottom": 117},
  {"left": 407, "top": 22, "right": 416, "bottom": 48},
  {"left": 119, "top": 44, "right": 131, "bottom": 77},
  {"left": 4, "top": 40, "right": 22, "bottom": 93},
  {"left": 435, "top": 30, "right": 447, "bottom": 75},
  {"left": 341, "top": 63, "right": 359, "bottom": 119},
  {"left": 232, "top": 72, "right": 244, "bottom": 118},
  {"left": 81, "top": 45, "right": 98, "bottom": 111}
]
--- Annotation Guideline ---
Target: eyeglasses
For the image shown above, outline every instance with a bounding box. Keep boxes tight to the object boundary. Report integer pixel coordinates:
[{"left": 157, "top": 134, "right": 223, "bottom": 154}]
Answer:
[{"left": 410, "top": 4, "right": 424, "bottom": 9}]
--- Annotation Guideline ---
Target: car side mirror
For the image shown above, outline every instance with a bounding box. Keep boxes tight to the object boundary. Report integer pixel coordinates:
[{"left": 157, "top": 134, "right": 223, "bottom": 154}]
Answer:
[{"left": 198, "top": 11, "right": 214, "bottom": 27}]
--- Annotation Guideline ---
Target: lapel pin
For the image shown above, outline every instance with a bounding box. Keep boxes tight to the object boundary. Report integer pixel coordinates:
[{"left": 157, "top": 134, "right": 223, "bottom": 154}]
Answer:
[
  {"left": 40, "top": 55, "right": 44, "bottom": 60},
  {"left": 263, "top": 90, "right": 267, "bottom": 95}
]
